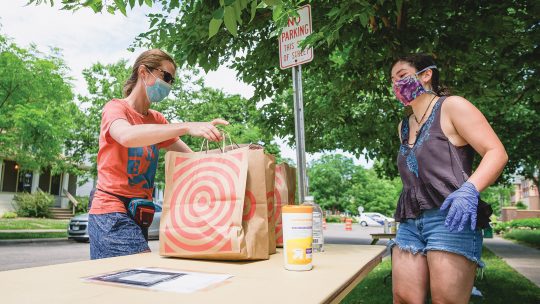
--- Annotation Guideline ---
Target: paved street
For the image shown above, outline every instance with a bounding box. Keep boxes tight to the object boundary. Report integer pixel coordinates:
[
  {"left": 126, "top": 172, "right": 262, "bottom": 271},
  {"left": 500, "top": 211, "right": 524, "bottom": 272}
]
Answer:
[
  {"left": 0, "top": 223, "right": 388, "bottom": 271},
  {"left": 3, "top": 224, "right": 539, "bottom": 289}
]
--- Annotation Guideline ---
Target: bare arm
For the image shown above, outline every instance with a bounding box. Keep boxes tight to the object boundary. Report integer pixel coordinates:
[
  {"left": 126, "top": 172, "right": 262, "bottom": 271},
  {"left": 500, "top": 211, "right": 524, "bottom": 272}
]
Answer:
[
  {"left": 109, "top": 118, "right": 229, "bottom": 148},
  {"left": 445, "top": 96, "right": 508, "bottom": 191},
  {"left": 165, "top": 139, "right": 193, "bottom": 153}
]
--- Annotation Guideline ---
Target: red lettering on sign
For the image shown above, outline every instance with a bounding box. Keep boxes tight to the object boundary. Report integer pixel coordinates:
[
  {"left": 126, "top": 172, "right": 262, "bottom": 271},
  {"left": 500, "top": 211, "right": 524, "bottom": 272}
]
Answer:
[
  {"left": 287, "top": 16, "right": 301, "bottom": 27},
  {"left": 281, "top": 25, "right": 311, "bottom": 42}
]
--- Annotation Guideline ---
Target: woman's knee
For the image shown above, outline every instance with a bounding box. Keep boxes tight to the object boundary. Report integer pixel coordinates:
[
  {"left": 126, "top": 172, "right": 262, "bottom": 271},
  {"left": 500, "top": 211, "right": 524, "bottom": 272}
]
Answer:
[
  {"left": 392, "top": 288, "right": 426, "bottom": 304},
  {"left": 392, "top": 247, "right": 429, "bottom": 304}
]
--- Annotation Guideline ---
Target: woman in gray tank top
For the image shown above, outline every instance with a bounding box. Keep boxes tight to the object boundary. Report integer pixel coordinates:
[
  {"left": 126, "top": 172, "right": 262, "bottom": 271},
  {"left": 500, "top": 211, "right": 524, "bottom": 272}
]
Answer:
[{"left": 389, "top": 54, "right": 507, "bottom": 304}]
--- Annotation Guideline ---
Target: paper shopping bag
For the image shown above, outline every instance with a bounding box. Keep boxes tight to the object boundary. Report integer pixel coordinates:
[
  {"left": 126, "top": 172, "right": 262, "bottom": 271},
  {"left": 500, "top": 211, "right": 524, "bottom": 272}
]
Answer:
[
  {"left": 202, "top": 144, "right": 271, "bottom": 259},
  {"left": 241, "top": 148, "right": 270, "bottom": 260},
  {"left": 160, "top": 147, "right": 249, "bottom": 260},
  {"left": 265, "top": 154, "right": 277, "bottom": 254}
]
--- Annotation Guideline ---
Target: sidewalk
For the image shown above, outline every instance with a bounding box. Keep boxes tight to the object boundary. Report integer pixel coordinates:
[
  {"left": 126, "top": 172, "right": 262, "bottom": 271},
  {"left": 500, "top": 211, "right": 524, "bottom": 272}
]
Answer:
[{"left": 484, "top": 235, "right": 540, "bottom": 287}]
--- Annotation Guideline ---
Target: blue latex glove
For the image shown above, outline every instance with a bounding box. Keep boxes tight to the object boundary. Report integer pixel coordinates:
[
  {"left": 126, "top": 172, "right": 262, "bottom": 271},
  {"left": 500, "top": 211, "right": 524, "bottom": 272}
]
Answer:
[{"left": 440, "top": 182, "right": 479, "bottom": 232}]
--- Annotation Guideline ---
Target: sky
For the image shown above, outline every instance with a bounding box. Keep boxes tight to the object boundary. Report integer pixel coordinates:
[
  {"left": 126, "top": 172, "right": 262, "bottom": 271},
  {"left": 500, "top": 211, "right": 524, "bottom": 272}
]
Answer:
[{"left": 0, "top": 0, "right": 372, "bottom": 168}]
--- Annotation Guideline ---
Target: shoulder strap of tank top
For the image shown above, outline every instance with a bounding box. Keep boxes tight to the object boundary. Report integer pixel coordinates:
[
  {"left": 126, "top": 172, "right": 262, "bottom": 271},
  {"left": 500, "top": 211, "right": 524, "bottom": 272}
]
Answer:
[
  {"left": 438, "top": 95, "right": 449, "bottom": 103},
  {"left": 400, "top": 115, "right": 410, "bottom": 144},
  {"left": 433, "top": 95, "right": 448, "bottom": 122},
  {"left": 424, "top": 95, "right": 448, "bottom": 137}
]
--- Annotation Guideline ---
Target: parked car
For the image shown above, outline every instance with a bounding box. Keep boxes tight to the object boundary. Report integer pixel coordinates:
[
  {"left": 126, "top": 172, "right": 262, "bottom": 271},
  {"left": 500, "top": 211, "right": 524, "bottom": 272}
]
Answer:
[
  {"left": 67, "top": 213, "right": 89, "bottom": 242},
  {"left": 354, "top": 212, "right": 394, "bottom": 227},
  {"left": 67, "top": 202, "right": 163, "bottom": 242}
]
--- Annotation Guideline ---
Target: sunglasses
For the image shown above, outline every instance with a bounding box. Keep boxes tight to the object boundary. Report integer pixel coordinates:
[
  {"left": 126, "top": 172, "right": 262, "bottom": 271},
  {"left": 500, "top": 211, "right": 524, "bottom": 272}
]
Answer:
[{"left": 152, "top": 67, "right": 175, "bottom": 85}]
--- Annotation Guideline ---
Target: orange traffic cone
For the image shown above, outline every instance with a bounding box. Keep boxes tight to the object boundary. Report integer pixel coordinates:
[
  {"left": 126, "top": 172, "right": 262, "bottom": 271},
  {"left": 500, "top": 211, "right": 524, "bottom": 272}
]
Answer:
[
  {"left": 323, "top": 218, "right": 327, "bottom": 230},
  {"left": 345, "top": 218, "right": 352, "bottom": 231}
]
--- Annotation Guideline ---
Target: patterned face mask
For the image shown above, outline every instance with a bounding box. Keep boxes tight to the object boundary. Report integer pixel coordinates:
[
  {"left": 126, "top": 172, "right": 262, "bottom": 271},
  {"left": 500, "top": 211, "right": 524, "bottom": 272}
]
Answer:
[{"left": 392, "top": 65, "right": 437, "bottom": 106}]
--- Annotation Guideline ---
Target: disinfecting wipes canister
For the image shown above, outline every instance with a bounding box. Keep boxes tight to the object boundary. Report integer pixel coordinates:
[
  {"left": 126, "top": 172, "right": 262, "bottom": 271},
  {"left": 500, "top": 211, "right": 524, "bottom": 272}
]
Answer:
[{"left": 282, "top": 205, "right": 313, "bottom": 271}]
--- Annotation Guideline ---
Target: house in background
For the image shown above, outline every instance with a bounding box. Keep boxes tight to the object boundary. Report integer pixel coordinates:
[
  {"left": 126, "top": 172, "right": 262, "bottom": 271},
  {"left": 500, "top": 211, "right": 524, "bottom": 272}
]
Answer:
[
  {"left": 511, "top": 177, "right": 540, "bottom": 210},
  {"left": 0, "top": 158, "right": 94, "bottom": 216},
  {"left": 502, "top": 176, "right": 540, "bottom": 221}
]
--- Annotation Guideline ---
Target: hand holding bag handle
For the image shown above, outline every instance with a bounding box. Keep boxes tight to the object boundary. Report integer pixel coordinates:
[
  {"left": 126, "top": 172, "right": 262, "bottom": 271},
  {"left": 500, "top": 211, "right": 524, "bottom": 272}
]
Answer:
[
  {"left": 200, "top": 131, "right": 263, "bottom": 154},
  {"left": 200, "top": 131, "right": 240, "bottom": 153}
]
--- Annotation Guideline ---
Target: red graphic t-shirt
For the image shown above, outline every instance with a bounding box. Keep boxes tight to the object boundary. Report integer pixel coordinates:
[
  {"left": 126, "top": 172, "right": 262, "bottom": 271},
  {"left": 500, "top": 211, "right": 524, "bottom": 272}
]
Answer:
[{"left": 89, "top": 99, "right": 178, "bottom": 215}]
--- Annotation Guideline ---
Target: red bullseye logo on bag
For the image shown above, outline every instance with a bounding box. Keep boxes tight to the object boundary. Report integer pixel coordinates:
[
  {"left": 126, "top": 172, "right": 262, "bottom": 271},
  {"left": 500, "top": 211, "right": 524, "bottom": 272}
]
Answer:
[
  {"left": 161, "top": 149, "right": 248, "bottom": 256},
  {"left": 242, "top": 191, "right": 257, "bottom": 222}
]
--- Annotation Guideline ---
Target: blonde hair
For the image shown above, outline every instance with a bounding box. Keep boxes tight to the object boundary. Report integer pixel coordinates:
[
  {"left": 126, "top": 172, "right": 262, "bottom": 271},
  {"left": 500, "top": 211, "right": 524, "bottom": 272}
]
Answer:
[{"left": 123, "top": 49, "right": 177, "bottom": 97}]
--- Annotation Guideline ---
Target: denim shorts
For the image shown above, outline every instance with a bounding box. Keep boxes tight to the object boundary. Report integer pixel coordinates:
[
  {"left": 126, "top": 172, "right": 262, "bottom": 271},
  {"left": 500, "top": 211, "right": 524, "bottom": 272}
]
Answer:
[
  {"left": 88, "top": 212, "right": 150, "bottom": 260},
  {"left": 389, "top": 208, "right": 484, "bottom": 268}
]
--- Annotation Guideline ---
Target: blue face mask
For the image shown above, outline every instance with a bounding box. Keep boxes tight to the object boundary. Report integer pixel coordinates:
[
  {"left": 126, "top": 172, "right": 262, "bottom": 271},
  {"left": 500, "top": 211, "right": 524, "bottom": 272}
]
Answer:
[{"left": 143, "top": 68, "right": 171, "bottom": 103}]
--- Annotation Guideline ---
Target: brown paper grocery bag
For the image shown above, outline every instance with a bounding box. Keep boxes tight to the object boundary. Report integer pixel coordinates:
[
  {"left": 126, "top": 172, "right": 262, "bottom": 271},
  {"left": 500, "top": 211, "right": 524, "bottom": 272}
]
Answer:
[
  {"left": 204, "top": 144, "right": 271, "bottom": 259},
  {"left": 241, "top": 148, "right": 270, "bottom": 260},
  {"left": 160, "top": 147, "right": 249, "bottom": 260},
  {"left": 274, "top": 163, "right": 290, "bottom": 247},
  {"left": 265, "top": 154, "right": 277, "bottom": 254}
]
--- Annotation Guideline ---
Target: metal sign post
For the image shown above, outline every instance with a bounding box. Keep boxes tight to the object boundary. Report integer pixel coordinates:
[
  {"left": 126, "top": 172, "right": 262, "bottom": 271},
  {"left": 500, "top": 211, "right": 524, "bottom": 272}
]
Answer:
[
  {"left": 279, "top": 5, "right": 313, "bottom": 204},
  {"left": 292, "top": 65, "right": 307, "bottom": 203}
]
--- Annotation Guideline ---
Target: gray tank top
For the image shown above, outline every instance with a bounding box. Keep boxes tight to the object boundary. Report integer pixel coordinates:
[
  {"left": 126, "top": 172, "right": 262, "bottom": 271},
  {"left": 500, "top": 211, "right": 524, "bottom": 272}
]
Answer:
[{"left": 395, "top": 96, "right": 475, "bottom": 221}]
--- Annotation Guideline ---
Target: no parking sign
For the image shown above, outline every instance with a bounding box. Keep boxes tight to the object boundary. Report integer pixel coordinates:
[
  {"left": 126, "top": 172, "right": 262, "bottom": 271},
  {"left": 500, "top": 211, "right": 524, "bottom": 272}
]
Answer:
[{"left": 279, "top": 5, "right": 313, "bottom": 69}]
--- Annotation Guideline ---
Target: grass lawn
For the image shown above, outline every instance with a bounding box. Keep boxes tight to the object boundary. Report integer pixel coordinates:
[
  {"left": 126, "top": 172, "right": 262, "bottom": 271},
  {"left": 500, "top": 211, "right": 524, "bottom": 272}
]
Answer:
[
  {"left": 342, "top": 247, "right": 540, "bottom": 304},
  {"left": 0, "top": 232, "right": 67, "bottom": 239},
  {"left": 503, "top": 229, "right": 540, "bottom": 249},
  {"left": 0, "top": 218, "right": 69, "bottom": 230}
]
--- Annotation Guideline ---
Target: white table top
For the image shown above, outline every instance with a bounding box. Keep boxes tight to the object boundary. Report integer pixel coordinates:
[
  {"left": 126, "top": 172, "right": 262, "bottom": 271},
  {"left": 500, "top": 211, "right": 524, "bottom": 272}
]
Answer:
[{"left": 0, "top": 244, "right": 386, "bottom": 304}]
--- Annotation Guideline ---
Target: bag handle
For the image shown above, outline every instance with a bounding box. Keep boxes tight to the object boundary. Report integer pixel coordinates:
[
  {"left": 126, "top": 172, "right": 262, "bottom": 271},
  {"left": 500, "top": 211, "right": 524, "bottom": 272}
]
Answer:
[
  {"left": 199, "top": 131, "right": 241, "bottom": 153},
  {"left": 221, "top": 131, "right": 240, "bottom": 152},
  {"left": 199, "top": 138, "right": 211, "bottom": 153}
]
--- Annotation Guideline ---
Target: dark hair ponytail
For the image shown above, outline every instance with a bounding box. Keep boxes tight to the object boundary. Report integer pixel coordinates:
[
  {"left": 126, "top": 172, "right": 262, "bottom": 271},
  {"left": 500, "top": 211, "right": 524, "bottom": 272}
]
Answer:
[{"left": 391, "top": 53, "right": 451, "bottom": 96}]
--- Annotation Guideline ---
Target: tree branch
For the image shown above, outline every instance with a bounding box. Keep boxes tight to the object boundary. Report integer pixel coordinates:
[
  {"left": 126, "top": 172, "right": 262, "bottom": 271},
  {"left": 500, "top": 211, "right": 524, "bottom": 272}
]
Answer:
[{"left": 0, "top": 84, "right": 19, "bottom": 109}]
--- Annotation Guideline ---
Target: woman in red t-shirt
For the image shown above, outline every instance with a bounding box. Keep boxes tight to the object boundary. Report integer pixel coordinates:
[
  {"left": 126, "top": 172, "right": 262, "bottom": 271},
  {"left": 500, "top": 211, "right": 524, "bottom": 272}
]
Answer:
[{"left": 88, "top": 49, "right": 228, "bottom": 259}]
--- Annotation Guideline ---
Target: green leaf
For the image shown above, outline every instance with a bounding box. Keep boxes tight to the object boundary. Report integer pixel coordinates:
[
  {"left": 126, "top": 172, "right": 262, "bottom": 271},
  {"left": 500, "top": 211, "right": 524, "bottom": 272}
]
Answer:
[
  {"left": 224, "top": 0, "right": 235, "bottom": 5},
  {"left": 83, "top": 0, "right": 101, "bottom": 6},
  {"left": 272, "top": 4, "right": 282, "bottom": 22},
  {"left": 359, "top": 13, "right": 369, "bottom": 27},
  {"left": 170, "top": 0, "right": 180, "bottom": 9},
  {"left": 328, "top": 7, "right": 340, "bottom": 18},
  {"left": 128, "top": 0, "right": 135, "bottom": 9},
  {"left": 89, "top": 3, "right": 101, "bottom": 13},
  {"left": 234, "top": 0, "right": 243, "bottom": 25},
  {"left": 250, "top": 0, "right": 257, "bottom": 22},
  {"left": 213, "top": 7, "right": 224, "bottom": 19},
  {"left": 240, "top": 0, "right": 248, "bottom": 9},
  {"left": 209, "top": 18, "right": 223, "bottom": 38},
  {"left": 144, "top": 0, "right": 152, "bottom": 7},
  {"left": 83, "top": 0, "right": 102, "bottom": 12},
  {"left": 263, "top": 0, "right": 281, "bottom": 5},
  {"left": 138, "top": 0, "right": 143, "bottom": 5},
  {"left": 224, "top": 6, "right": 238, "bottom": 36},
  {"left": 114, "top": 0, "right": 127, "bottom": 16},
  {"left": 150, "top": 17, "right": 158, "bottom": 28}
]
